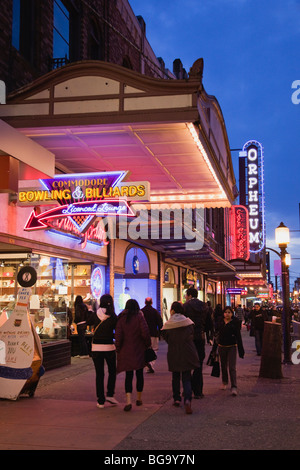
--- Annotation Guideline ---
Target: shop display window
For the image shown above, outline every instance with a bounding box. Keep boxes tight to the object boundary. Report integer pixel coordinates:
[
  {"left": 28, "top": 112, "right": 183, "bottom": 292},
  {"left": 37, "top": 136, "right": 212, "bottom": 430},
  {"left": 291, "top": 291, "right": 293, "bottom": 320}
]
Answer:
[{"left": 0, "top": 254, "right": 95, "bottom": 341}]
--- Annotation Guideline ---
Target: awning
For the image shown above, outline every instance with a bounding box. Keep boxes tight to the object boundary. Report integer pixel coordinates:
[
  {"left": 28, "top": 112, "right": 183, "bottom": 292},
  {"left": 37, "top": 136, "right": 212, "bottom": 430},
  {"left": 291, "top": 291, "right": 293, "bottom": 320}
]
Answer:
[{"left": 0, "top": 60, "right": 237, "bottom": 209}]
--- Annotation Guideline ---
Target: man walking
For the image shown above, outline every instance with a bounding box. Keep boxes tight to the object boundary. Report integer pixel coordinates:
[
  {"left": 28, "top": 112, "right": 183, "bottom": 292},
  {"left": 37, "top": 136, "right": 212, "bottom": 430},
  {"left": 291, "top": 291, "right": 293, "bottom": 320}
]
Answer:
[
  {"left": 183, "top": 287, "right": 208, "bottom": 398},
  {"left": 251, "top": 302, "right": 267, "bottom": 355},
  {"left": 142, "top": 297, "right": 163, "bottom": 373}
]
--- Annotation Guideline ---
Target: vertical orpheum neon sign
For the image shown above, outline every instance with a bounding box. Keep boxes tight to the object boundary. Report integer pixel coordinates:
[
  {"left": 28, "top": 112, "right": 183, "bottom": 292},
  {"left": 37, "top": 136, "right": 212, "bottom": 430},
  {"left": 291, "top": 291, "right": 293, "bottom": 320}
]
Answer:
[{"left": 240, "top": 140, "right": 265, "bottom": 253}]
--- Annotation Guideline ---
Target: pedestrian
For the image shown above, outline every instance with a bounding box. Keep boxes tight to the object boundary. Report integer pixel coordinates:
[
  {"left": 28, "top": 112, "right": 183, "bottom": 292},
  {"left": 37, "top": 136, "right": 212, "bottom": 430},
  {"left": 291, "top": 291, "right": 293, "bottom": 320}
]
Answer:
[
  {"left": 74, "top": 295, "right": 89, "bottom": 358},
  {"left": 91, "top": 294, "right": 118, "bottom": 409},
  {"left": 141, "top": 297, "right": 163, "bottom": 373},
  {"left": 217, "top": 306, "right": 244, "bottom": 396},
  {"left": 183, "top": 287, "right": 208, "bottom": 398},
  {"left": 205, "top": 301, "right": 214, "bottom": 344},
  {"left": 161, "top": 301, "right": 199, "bottom": 414},
  {"left": 251, "top": 302, "right": 268, "bottom": 355},
  {"left": 235, "top": 304, "right": 244, "bottom": 326},
  {"left": 213, "top": 303, "right": 223, "bottom": 334},
  {"left": 115, "top": 299, "right": 151, "bottom": 411}
]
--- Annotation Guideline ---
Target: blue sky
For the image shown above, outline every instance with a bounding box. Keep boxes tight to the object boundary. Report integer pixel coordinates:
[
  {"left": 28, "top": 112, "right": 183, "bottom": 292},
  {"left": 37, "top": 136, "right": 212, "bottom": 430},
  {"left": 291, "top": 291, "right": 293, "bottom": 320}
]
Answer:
[{"left": 130, "top": 0, "right": 300, "bottom": 288}]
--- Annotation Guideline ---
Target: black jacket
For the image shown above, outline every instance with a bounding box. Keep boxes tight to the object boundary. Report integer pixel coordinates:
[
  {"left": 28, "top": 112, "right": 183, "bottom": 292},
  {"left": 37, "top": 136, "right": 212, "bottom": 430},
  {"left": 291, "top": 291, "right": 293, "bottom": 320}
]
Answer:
[
  {"left": 141, "top": 305, "right": 163, "bottom": 337},
  {"left": 217, "top": 317, "right": 244, "bottom": 358},
  {"left": 251, "top": 308, "right": 268, "bottom": 330},
  {"left": 74, "top": 302, "right": 88, "bottom": 324},
  {"left": 92, "top": 313, "right": 118, "bottom": 345},
  {"left": 183, "top": 298, "right": 208, "bottom": 342}
]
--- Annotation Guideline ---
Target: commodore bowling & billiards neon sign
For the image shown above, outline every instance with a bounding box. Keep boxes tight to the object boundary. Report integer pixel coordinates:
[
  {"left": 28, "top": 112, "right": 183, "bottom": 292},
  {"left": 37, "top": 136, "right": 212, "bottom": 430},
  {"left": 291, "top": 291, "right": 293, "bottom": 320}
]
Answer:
[{"left": 18, "top": 171, "right": 148, "bottom": 234}]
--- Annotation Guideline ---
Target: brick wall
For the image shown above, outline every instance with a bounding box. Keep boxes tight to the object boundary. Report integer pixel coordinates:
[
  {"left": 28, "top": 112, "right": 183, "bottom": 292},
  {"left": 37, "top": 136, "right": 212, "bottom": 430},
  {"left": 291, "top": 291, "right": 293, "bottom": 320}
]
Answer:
[{"left": 0, "top": 0, "right": 164, "bottom": 94}]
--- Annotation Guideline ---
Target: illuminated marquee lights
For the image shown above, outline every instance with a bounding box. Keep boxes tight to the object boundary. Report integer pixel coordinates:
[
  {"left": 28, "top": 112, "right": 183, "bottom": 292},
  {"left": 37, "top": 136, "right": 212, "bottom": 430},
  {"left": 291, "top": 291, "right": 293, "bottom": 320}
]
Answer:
[{"left": 240, "top": 140, "right": 265, "bottom": 254}]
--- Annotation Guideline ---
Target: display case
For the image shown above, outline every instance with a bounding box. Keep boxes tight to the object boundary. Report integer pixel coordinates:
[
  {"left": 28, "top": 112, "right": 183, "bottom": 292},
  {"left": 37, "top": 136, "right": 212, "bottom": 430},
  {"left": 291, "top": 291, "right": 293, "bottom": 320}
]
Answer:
[{"left": 30, "top": 309, "right": 69, "bottom": 341}]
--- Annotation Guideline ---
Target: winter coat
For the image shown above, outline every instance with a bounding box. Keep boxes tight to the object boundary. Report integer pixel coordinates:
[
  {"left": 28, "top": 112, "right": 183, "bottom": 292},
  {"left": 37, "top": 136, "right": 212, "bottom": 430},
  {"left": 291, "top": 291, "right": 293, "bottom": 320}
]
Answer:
[
  {"left": 115, "top": 310, "right": 151, "bottom": 373},
  {"left": 183, "top": 298, "right": 208, "bottom": 341},
  {"left": 91, "top": 308, "right": 118, "bottom": 348},
  {"left": 141, "top": 305, "right": 163, "bottom": 337},
  {"left": 74, "top": 301, "right": 88, "bottom": 324},
  {"left": 251, "top": 308, "right": 268, "bottom": 330},
  {"left": 217, "top": 317, "right": 245, "bottom": 358},
  {"left": 161, "top": 314, "right": 200, "bottom": 372}
]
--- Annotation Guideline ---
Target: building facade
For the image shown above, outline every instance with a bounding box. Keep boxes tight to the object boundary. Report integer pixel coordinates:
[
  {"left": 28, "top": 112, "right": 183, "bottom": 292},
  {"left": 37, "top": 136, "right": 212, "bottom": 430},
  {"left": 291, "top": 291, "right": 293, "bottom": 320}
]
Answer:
[{"left": 0, "top": 0, "right": 239, "bottom": 369}]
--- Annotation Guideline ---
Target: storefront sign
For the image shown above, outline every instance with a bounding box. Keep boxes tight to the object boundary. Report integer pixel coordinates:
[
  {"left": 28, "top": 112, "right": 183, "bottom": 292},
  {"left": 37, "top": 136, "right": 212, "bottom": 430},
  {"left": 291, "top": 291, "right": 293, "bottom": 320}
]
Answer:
[
  {"left": 239, "top": 141, "right": 265, "bottom": 253},
  {"left": 229, "top": 205, "right": 249, "bottom": 260},
  {"left": 20, "top": 172, "right": 149, "bottom": 237},
  {"left": 226, "top": 288, "right": 243, "bottom": 295},
  {"left": 18, "top": 173, "right": 150, "bottom": 205},
  {"left": 91, "top": 266, "right": 105, "bottom": 299},
  {"left": 24, "top": 199, "right": 135, "bottom": 231},
  {"left": 48, "top": 217, "right": 109, "bottom": 249}
]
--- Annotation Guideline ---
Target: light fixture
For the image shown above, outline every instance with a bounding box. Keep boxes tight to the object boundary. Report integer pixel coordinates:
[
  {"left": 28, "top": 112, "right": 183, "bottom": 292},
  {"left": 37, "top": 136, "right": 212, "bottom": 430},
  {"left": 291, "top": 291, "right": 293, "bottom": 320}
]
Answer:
[
  {"left": 285, "top": 253, "right": 291, "bottom": 266},
  {"left": 275, "top": 221, "right": 291, "bottom": 363},
  {"left": 275, "top": 222, "right": 290, "bottom": 248}
]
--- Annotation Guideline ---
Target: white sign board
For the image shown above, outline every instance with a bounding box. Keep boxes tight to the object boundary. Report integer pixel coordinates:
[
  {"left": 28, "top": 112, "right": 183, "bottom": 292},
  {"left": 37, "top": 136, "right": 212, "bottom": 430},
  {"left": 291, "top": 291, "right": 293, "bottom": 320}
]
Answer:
[{"left": 0, "top": 288, "right": 35, "bottom": 400}]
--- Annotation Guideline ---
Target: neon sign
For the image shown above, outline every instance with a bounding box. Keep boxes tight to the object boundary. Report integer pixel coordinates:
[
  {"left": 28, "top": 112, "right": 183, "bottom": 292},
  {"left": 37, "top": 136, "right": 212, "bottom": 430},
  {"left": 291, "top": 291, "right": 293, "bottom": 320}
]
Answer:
[
  {"left": 229, "top": 205, "right": 249, "bottom": 260},
  {"left": 239, "top": 141, "right": 265, "bottom": 253},
  {"left": 91, "top": 266, "right": 104, "bottom": 299},
  {"left": 24, "top": 199, "right": 135, "bottom": 231},
  {"left": 19, "top": 172, "right": 150, "bottom": 240}
]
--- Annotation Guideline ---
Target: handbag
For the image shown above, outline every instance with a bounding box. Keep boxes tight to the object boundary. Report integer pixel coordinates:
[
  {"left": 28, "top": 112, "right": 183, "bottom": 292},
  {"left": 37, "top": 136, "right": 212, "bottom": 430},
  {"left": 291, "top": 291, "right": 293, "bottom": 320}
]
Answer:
[
  {"left": 211, "top": 359, "right": 220, "bottom": 377},
  {"left": 145, "top": 347, "right": 157, "bottom": 363}
]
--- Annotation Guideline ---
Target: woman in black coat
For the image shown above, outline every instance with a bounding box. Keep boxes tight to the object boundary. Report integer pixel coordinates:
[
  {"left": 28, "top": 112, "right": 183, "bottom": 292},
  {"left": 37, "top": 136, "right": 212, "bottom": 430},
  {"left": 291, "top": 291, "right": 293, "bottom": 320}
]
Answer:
[
  {"left": 74, "top": 295, "right": 89, "bottom": 358},
  {"left": 217, "top": 306, "right": 244, "bottom": 396},
  {"left": 91, "top": 294, "right": 118, "bottom": 409},
  {"left": 161, "top": 301, "right": 199, "bottom": 414}
]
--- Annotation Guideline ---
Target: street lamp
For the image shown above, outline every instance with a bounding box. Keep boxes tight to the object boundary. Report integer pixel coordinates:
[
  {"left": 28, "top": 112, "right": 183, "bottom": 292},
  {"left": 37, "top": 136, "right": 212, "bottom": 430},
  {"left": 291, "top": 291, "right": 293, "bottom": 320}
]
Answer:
[{"left": 275, "top": 222, "right": 292, "bottom": 364}]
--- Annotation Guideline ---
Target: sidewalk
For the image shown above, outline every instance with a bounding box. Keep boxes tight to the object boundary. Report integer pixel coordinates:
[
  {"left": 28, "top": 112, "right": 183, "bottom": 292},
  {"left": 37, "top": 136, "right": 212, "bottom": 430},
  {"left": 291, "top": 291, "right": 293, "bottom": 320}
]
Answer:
[{"left": 0, "top": 327, "right": 299, "bottom": 451}]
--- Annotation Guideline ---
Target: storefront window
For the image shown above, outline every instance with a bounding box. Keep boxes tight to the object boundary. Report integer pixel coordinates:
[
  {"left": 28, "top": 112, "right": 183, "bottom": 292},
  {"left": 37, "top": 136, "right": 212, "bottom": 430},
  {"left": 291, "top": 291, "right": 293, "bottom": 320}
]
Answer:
[
  {"left": 114, "top": 247, "right": 157, "bottom": 315},
  {"left": 0, "top": 254, "right": 101, "bottom": 342}
]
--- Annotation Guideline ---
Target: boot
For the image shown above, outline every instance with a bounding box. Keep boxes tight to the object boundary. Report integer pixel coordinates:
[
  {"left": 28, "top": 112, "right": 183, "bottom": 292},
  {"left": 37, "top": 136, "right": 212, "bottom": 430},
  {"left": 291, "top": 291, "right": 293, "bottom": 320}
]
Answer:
[
  {"left": 136, "top": 391, "right": 142, "bottom": 406},
  {"left": 124, "top": 393, "right": 132, "bottom": 411}
]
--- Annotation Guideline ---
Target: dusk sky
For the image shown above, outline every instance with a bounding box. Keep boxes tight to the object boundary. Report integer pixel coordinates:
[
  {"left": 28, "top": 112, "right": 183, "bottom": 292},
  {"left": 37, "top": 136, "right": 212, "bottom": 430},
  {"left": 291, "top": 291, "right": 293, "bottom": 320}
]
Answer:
[{"left": 130, "top": 0, "right": 300, "bottom": 288}]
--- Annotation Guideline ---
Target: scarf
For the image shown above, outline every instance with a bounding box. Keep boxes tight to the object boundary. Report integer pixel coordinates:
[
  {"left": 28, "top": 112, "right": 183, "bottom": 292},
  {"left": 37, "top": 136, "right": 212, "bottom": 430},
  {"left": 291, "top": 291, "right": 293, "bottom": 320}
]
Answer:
[
  {"left": 161, "top": 313, "right": 194, "bottom": 330},
  {"left": 97, "top": 307, "right": 110, "bottom": 322}
]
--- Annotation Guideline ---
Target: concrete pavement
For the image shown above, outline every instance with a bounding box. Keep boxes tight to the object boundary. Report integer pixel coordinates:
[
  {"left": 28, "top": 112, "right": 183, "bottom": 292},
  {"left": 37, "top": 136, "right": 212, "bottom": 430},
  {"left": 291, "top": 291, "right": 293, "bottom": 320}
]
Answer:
[{"left": 0, "top": 327, "right": 299, "bottom": 451}]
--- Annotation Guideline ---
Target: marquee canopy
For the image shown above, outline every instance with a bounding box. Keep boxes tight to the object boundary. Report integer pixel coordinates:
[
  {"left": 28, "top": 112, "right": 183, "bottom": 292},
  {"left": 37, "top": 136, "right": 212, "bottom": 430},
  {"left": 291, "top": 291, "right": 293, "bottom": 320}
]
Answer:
[{"left": 0, "top": 59, "right": 237, "bottom": 209}]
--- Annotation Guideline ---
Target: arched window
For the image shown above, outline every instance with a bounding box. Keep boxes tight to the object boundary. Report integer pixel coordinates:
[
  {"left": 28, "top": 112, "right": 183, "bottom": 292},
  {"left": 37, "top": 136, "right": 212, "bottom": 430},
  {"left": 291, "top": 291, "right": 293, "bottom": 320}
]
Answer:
[{"left": 125, "top": 247, "right": 149, "bottom": 275}]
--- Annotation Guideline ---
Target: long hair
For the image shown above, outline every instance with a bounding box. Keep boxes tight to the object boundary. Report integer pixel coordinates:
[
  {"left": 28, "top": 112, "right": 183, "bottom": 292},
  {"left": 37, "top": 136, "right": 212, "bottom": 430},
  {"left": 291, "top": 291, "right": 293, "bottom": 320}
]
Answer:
[
  {"left": 125, "top": 298, "right": 140, "bottom": 323},
  {"left": 99, "top": 294, "right": 115, "bottom": 316},
  {"left": 74, "top": 295, "right": 83, "bottom": 308}
]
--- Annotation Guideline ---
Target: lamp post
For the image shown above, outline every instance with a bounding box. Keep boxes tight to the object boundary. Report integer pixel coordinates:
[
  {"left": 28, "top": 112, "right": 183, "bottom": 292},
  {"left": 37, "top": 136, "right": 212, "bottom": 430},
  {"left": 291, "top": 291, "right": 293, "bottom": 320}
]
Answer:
[{"left": 275, "top": 222, "right": 292, "bottom": 364}]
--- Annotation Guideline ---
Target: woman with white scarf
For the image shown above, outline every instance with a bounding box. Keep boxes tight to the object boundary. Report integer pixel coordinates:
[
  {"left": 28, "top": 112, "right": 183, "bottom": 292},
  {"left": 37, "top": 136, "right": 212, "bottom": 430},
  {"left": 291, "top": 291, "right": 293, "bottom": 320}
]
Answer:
[
  {"left": 161, "top": 301, "right": 199, "bottom": 414},
  {"left": 91, "top": 294, "right": 118, "bottom": 409}
]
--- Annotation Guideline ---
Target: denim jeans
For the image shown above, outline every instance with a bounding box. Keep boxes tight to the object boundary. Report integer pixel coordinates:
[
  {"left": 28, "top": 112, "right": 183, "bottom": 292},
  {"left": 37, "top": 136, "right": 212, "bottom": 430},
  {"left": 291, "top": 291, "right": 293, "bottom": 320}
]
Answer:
[
  {"left": 219, "top": 345, "right": 237, "bottom": 389},
  {"left": 172, "top": 370, "right": 192, "bottom": 403},
  {"left": 92, "top": 350, "right": 116, "bottom": 405}
]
